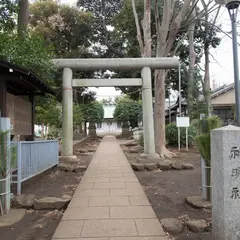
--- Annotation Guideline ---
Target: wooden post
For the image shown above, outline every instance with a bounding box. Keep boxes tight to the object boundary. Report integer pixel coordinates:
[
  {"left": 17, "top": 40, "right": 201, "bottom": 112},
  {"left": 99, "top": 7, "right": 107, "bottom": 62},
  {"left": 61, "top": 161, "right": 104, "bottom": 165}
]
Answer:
[
  {"left": 29, "top": 95, "right": 35, "bottom": 141},
  {"left": 0, "top": 78, "right": 7, "bottom": 117}
]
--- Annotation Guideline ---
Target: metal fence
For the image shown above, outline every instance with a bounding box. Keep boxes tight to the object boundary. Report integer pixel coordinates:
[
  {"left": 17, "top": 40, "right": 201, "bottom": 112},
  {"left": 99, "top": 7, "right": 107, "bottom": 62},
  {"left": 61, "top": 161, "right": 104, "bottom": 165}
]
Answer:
[{"left": 10, "top": 140, "right": 59, "bottom": 195}]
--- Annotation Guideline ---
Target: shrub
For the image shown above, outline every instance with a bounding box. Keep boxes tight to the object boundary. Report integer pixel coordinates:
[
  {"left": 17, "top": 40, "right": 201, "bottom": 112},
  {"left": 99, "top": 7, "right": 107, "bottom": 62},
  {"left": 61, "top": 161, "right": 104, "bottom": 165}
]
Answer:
[
  {"left": 139, "top": 133, "right": 144, "bottom": 147},
  {"left": 166, "top": 123, "right": 197, "bottom": 147},
  {"left": 196, "top": 115, "right": 222, "bottom": 166}
]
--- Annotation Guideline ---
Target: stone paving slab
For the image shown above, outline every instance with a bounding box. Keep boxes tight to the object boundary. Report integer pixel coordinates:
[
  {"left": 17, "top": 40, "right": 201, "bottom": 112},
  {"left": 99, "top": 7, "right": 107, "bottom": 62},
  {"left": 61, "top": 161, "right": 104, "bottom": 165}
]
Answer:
[{"left": 52, "top": 136, "right": 166, "bottom": 240}]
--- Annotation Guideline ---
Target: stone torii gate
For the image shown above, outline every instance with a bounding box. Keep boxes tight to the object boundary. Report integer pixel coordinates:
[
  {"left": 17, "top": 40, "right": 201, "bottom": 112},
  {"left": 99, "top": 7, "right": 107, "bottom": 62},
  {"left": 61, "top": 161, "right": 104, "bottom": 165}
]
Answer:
[{"left": 53, "top": 58, "right": 179, "bottom": 165}]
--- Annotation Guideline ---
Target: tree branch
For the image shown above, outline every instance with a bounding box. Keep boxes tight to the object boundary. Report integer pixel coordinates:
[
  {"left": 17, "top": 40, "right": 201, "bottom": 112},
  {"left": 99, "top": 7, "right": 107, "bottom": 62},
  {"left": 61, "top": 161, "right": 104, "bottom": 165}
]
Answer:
[
  {"left": 171, "top": 32, "right": 188, "bottom": 56},
  {"left": 197, "top": 63, "right": 205, "bottom": 72},
  {"left": 142, "top": 0, "right": 151, "bottom": 57},
  {"left": 154, "top": 0, "right": 161, "bottom": 40},
  {"left": 165, "top": 0, "right": 192, "bottom": 55},
  {"left": 131, "top": 0, "right": 144, "bottom": 56},
  {"left": 160, "top": 0, "right": 174, "bottom": 44},
  {"left": 182, "top": 3, "right": 218, "bottom": 29}
]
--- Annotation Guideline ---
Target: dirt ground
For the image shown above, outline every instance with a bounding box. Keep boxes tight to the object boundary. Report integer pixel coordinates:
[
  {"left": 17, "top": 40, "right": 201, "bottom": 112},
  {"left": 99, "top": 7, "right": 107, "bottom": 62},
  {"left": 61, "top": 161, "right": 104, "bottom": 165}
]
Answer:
[
  {"left": 0, "top": 137, "right": 100, "bottom": 240},
  {"left": 123, "top": 145, "right": 212, "bottom": 240}
]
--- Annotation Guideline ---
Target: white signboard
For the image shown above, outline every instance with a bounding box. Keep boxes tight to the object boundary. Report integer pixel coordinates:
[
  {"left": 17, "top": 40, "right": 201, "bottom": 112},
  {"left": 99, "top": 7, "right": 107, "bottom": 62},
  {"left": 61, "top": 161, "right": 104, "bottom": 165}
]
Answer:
[{"left": 176, "top": 117, "right": 190, "bottom": 127}]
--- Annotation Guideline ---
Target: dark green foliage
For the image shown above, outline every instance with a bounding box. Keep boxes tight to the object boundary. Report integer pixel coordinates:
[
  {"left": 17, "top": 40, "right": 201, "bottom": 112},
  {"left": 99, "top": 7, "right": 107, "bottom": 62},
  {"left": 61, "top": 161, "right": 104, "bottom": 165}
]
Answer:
[
  {"left": 81, "top": 101, "right": 104, "bottom": 123},
  {"left": 77, "top": 0, "right": 124, "bottom": 56},
  {"left": 113, "top": 97, "right": 142, "bottom": 128},
  {"left": 166, "top": 123, "right": 197, "bottom": 147},
  {"left": 0, "top": 131, "right": 16, "bottom": 177},
  {"left": 196, "top": 115, "right": 222, "bottom": 166},
  {"left": 0, "top": 130, "right": 8, "bottom": 177},
  {"left": 139, "top": 133, "right": 144, "bottom": 147},
  {"left": 29, "top": 1, "right": 97, "bottom": 102},
  {"left": 30, "top": 1, "right": 94, "bottom": 58},
  {"left": 0, "top": 32, "right": 56, "bottom": 85},
  {"left": 73, "top": 104, "right": 83, "bottom": 130},
  {"left": 0, "top": 0, "right": 17, "bottom": 31},
  {"left": 35, "top": 97, "right": 61, "bottom": 128}
]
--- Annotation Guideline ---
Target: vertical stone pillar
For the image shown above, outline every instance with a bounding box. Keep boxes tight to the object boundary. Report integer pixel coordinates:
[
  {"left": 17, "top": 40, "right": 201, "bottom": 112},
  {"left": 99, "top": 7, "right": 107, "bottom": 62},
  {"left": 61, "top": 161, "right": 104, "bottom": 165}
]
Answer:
[
  {"left": 211, "top": 125, "right": 240, "bottom": 240},
  {"left": 60, "top": 68, "right": 78, "bottom": 164},
  {"left": 121, "top": 121, "right": 130, "bottom": 138},
  {"left": 138, "top": 67, "right": 160, "bottom": 163},
  {"left": 88, "top": 122, "right": 97, "bottom": 137}
]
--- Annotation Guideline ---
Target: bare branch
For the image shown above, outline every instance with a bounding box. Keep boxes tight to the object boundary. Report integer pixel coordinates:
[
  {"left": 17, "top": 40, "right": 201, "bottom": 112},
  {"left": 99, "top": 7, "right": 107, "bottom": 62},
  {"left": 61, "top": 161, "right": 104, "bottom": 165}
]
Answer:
[
  {"left": 197, "top": 63, "right": 205, "bottom": 72},
  {"left": 181, "top": 2, "right": 218, "bottom": 30},
  {"left": 172, "top": 0, "right": 192, "bottom": 32},
  {"left": 171, "top": 32, "right": 188, "bottom": 56},
  {"left": 131, "top": 0, "right": 144, "bottom": 55},
  {"left": 161, "top": 0, "right": 174, "bottom": 43},
  {"left": 165, "top": 0, "right": 193, "bottom": 54},
  {"left": 200, "top": 18, "right": 240, "bottom": 46},
  {"left": 211, "top": 5, "right": 221, "bottom": 29},
  {"left": 154, "top": 0, "right": 161, "bottom": 40},
  {"left": 182, "top": 0, "right": 200, "bottom": 27}
]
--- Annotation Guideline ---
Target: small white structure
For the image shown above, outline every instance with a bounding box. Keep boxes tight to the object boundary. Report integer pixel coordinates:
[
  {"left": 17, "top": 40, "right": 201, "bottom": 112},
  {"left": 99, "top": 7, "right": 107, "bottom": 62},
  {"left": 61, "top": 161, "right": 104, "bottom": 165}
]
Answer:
[{"left": 96, "top": 104, "right": 121, "bottom": 136}]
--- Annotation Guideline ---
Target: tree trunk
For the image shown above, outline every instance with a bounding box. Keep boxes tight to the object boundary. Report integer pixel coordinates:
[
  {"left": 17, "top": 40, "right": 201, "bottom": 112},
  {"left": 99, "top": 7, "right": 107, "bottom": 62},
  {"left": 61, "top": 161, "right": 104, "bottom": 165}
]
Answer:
[
  {"left": 187, "top": 11, "right": 196, "bottom": 118},
  {"left": 132, "top": 0, "right": 193, "bottom": 158},
  {"left": 201, "top": 0, "right": 217, "bottom": 117},
  {"left": 154, "top": 70, "right": 174, "bottom": 158},
  {"left": 142, "top": 0, "right": 151, "bottom": 57},
  {"left": 18, "top": 0, "right": 29, "bottom": 35},
  {"left": 204, "top": 43, "right": 212, "bottom": 116},
  {"left": 41, "top": 123, "right": 44, "bottom": 138}
]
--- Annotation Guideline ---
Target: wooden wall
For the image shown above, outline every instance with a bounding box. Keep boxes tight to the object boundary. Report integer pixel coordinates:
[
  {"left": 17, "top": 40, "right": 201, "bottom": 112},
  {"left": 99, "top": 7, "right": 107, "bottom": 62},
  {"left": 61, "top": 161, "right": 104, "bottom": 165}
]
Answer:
[{"left": 6, "top": 93, "right": 32, "bottom": 135}]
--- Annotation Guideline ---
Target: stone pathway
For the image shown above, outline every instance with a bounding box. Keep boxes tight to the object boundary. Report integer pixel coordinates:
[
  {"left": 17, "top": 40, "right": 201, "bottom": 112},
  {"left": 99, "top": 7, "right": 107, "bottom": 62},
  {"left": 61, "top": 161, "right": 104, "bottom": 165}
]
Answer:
[{"left": 52, "top": 136, "right": 166, "bottom": 240}]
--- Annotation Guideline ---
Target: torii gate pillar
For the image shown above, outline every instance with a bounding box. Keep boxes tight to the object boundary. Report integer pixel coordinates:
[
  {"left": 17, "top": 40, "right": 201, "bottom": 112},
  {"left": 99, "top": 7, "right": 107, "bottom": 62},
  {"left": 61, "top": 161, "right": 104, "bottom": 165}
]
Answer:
[
  {"left": 54, "top": 57, "right": 179, "bottom": 165},
  {"left": 59, "top": 68, "right": 78, "bottom": 164},
  {"left": 138, "top": 67, "right": 159, "bottom": 163}
]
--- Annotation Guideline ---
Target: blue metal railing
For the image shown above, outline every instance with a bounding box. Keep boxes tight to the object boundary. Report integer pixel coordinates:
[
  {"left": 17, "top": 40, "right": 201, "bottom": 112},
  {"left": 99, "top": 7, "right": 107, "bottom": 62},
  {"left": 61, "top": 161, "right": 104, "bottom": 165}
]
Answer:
[{"left": 10, "top": 141, "right": 59, "bottom": 195}]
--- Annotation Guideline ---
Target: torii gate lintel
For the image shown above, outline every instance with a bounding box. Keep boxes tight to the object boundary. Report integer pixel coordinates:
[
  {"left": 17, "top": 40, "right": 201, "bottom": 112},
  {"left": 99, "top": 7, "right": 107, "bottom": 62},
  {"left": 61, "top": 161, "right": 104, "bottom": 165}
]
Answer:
[{"left": 54, "top": 58, "right": 179, "bottom": 165}]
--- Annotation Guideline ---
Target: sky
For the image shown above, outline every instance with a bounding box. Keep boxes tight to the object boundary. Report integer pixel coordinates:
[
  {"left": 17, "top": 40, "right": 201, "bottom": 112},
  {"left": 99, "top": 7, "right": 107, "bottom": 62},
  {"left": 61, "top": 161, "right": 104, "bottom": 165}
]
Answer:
[{"left": 60, "top": 0, "right": 240, "bottom": 100}]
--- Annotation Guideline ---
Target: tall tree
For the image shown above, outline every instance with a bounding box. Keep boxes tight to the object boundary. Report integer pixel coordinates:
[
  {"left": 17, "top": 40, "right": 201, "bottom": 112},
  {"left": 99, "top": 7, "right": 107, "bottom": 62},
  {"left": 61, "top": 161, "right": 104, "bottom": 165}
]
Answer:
[
  {"left": 187, "top": 8, "right": 197, "bottom": 116},
  {"left": 199, "top": 0, "right": 221, "bottom": 116},
  {"left": 113, "top": 96, "right": 142, "bottom": 128},
  {"left": 18, "top": 0, "right": 29, "bottom": 34},
  {"left": 29, "top": 0, "right": 93, "bottom": 58},
  {"left": 77, "top": 0, "right": 124, "bottom": 57},
  {"left": 131, "top": 0, "right": 221, "bottom": 157},
  {"left": 29, "top": 0, "right": 96, "bottom": 103},
  {"left": 130, "top": 0, "right": 195, "bottom": 157},
  {"left": 77, "top": 0, "right": 221, "bottom": 157}
]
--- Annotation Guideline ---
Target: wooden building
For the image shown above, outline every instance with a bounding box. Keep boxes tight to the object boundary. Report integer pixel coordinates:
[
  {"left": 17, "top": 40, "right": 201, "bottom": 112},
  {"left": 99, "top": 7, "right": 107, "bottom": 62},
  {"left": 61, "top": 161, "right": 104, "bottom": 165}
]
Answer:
[{"left": 0, "top": 60, "right": 55, "bottom": 140}]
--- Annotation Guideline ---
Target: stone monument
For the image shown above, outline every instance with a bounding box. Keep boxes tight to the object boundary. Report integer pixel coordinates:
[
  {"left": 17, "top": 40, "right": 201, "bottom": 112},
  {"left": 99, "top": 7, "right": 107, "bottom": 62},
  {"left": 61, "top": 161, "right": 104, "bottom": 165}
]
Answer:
[
  {"left": 88, "top": 122, "right": 97, "bottom": 137},
  {"left": 211, "top": 125, "right": 240, "bottom": 240},
  {"left": 121, "top": 122, "right": 130, "bottom": 138}
]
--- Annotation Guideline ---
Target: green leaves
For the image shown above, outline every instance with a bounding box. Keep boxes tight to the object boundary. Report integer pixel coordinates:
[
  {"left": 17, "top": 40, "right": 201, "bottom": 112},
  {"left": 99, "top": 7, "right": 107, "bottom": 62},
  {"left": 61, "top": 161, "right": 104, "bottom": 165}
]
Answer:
[
  {"left": 113, "top": 96, "right": 142, "bottom": 123},
  {"left": 0, "top": 0, "right": 18, "bottom": 32},
  {"left": 166, "top": 123, "right": 197, "bottom": 147},
  {"left": 73, "top": 104, "right": 83, "bottom": 130},
  {"left": 196, "top": 115, "right": 222, "bottom": 166},
  {"left": 0, "top": 32, "right": 56, "bottom": 85},
  {"left": 35, "top": 97, "right": 61, "bottom": 128},
  {"left": 81, "top": 101, "right": 104, "bottom": 123},
  {"left": 29, "top": 1, "right": 93, "bottom": 58}
]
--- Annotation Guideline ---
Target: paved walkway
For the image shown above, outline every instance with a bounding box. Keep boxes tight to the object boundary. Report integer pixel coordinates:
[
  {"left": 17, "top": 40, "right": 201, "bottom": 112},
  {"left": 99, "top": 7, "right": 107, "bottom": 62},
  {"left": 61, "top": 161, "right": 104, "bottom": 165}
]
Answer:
[{"left": 52, "top": 136, "right": 166, "bottom": 240}]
